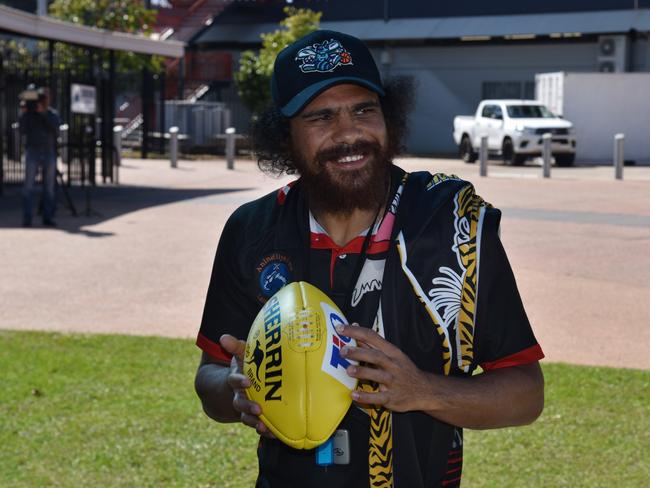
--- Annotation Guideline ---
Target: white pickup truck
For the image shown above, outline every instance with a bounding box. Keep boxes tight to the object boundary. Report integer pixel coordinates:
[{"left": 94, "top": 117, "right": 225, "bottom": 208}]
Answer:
[{"left": 453, "top": 100, "right": 577, "bottom": 166}]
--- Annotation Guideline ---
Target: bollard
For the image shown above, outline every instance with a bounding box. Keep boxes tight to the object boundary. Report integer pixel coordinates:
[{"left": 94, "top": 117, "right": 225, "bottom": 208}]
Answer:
[
  {"left": 223, "top": 109, "right": 232, "bottom": 133},
  {"left": 479, "top": 136, "right": 488, "bottom": 177},
  {"left": 113, "top": 125, "right": 123, "bottom": 184},
  {"left": 225, "top": 127, "right": 236, "bottom": 170},
  {"left": 614, "top": 133, "right": 624, "bottom": 180},
  {"left": 169, "top": 126, "right": 179, "bottom": 168},
  {"left": 59, "top": 124, "right": 69, "bottom": 165},
  {"left": 12, "top": 122, "right": 21, "bottom": 162},
  {"left": 542, "top": 133, "right": 552, "bottom": 178}
]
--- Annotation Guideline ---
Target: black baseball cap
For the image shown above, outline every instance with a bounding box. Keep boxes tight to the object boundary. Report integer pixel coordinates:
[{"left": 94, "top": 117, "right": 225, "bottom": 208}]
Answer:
[{"left": 271, "top": 30, "right": 385, "bottom": 117}]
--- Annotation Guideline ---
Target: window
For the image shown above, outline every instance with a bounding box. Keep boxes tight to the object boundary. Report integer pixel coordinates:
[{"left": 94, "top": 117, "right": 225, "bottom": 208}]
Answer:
[{"left": 506, "top": 105, "right": 555, "bottom": 118}]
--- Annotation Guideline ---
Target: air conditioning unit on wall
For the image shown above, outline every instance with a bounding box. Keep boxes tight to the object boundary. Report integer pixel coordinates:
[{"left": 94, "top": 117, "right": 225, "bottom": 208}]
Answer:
[{"left": 597, "top": 35, "right": 628, "bottom": 72}]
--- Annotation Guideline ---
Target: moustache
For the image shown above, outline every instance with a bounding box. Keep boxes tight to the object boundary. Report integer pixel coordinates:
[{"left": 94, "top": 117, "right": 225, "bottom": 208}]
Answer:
[{"left": 315, "top": 140, "right": 382, "bottom": 165}]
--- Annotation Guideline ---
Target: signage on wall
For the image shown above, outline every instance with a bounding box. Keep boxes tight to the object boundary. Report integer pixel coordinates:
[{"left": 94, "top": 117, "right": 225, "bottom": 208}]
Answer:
[{"left": 71, "top": 84, "right": 96, "bottom": 115}]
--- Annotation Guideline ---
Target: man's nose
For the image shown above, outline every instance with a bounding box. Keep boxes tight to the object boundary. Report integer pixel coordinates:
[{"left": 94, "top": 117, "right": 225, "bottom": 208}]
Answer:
[{"left": 331, "top": 114, "right": 362, "bottom": 145}]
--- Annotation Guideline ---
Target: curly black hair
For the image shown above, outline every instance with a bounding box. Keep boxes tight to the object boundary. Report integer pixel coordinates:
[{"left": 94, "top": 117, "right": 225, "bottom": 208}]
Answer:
[{"left": 250, "top": 77, "right": 415, "bottom": 176}]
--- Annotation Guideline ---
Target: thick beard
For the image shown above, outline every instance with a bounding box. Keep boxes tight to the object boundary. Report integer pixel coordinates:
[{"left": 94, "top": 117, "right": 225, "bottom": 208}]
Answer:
[{"left": 292, "top": 140, "right": 392, "bottom": 217}]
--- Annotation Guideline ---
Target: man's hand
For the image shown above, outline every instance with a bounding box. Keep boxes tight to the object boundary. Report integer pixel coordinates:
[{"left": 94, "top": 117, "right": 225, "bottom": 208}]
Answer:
[
  {"left": 337, "top": 323, "right": 544, "bottom": 429},
  {"left": 337, "top": 324, "right": 431, "bottom": 412},
  {"left": 219, "top": 334, "right": 275, "bottom": 438}
]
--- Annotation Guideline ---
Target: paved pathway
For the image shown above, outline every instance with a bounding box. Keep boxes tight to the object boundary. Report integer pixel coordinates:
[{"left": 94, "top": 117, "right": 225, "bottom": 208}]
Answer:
[{"left": 1, "top": 157, "right": 649, "bottom": 370}]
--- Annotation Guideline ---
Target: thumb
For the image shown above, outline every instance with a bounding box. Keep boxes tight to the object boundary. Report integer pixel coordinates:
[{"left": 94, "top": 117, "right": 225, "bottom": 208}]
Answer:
[{"left": 220, "top": 334, "right": 246, "bottom": 358}]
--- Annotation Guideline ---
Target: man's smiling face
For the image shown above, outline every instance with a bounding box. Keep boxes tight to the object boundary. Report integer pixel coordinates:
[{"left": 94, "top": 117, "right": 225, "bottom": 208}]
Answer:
[{"left": 289, "top": 83, "right": 391, "bottom": 215}]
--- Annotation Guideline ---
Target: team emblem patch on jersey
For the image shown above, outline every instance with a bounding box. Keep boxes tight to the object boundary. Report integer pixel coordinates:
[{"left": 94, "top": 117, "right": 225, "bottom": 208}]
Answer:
[
  {"left": 256, "top": 253, "right": 293, "bottom": 301},
  {"left": 320, "top": 301, "right": 357, "bottom": 390},
  {"left": 296, "top": 39, "right": 353, "bottom": 73}
]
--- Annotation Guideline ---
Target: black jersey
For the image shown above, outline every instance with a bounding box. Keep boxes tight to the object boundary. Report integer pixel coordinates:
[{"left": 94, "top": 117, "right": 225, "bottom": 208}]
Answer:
[{"left": 197, "top": 165, "right": 543, "bottom": 487}]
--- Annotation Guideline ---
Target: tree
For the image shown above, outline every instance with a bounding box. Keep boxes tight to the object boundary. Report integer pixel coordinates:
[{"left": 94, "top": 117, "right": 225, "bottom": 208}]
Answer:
[
  {"left": 0, "top": 39, "right": 39, "bottom": 72},
  {"left": 235, "top": 6, "right": 321, "bottom": 115},
  {"left": 48, "top": 0, "right": 163, "bottom": 74}
]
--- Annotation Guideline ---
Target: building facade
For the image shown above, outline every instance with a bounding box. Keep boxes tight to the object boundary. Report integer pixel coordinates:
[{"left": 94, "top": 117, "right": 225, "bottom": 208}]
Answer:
[{"left": 191, "top": 0, "right": 650, "bottom": 159}]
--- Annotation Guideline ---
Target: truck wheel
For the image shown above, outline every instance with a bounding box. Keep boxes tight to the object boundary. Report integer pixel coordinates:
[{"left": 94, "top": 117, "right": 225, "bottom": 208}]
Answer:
[
  {"left": 460, "top": 135, "right": 477, "bottom": 164},
  {"left": 555, "top": 154, "right": 575, "bottom": 167},
  {"left": 502, "top": 138, "right": 526, "bottom": 166}
]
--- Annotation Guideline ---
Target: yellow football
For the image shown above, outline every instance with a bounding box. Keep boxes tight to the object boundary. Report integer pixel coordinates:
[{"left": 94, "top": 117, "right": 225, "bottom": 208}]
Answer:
[{"left": 243, "top": 281, "right": 358, "bottom": 449}]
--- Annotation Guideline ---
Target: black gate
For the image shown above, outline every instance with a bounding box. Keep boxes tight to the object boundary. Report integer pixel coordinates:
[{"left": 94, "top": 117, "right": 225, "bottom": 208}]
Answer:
[{"left": 0, "top": 41, "right": 116, "bottom": 196}]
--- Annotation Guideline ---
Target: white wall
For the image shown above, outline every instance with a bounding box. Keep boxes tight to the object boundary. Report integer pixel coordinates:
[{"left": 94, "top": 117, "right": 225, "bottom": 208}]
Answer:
[
  {"left": 379, "top": 40, "right": 650, "bottom": 155},
  {"left": 563, "top": 72, "right": 650, "bottom": 162}
]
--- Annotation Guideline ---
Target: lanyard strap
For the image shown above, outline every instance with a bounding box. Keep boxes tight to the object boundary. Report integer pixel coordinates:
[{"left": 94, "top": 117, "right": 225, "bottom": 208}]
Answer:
[{"left": 341, "top": 205, "right": 382, "bottom": 319}]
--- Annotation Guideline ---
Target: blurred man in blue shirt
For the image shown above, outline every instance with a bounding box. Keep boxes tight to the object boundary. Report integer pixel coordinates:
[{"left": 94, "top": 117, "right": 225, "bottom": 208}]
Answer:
[{"left": 19, "top": 86, "right": 61, "bottom": 227}]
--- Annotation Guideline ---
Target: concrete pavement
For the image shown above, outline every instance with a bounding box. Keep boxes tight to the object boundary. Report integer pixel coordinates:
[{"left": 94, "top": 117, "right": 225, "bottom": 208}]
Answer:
[{"left": 1, "top": 156, "right": 648, "bottom": 370}]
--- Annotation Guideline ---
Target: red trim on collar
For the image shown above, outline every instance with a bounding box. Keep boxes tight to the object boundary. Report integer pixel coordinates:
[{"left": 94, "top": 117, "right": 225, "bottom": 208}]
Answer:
[
  {"left": 310, "top": 232, "right": 389, "bottom": 254},
  {"left": 310, "top": 232, "right": 390, "bottom": 288},
  {"left": 276, "top": 180, "right": 298, "bottom": 205},
  {"left": 481, "top": 344, "right": 544, "bottom": 372}
]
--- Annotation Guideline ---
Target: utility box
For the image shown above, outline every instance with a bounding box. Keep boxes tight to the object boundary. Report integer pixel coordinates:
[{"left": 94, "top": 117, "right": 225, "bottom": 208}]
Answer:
[{"left": 535, "top": 72, "right": 650, "bottom": 163}]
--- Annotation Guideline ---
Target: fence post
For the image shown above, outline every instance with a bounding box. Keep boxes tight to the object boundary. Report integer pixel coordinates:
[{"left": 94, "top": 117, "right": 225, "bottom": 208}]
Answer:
[
  {"left": 614, "top": 133, "right": 624, "bottom": 180},
  {"left": 113, "top": 125, "right": 122, "bottom": 184},
  {"left": 58, "top": 124, "right": 69, "bottom": 165},
  {"left": 226, "top": 127, "right": 236, "bottom": 170},
  {"left": 542, "top": 133, "right": 552, "bottom": 178},
  {"left": 479, "top": 136, "right": 488, "bottom": 177},
  {"left": 169, "top": 126, "right": 179, "bottom": 169},
  {"left": 12, "top": 122, "right": 20, "bottom": 162}
]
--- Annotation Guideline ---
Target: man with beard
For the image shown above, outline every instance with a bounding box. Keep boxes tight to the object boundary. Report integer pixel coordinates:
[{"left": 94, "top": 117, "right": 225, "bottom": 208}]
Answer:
[{"left": 195, "top": 31, "right": 544, "bottom": 488}]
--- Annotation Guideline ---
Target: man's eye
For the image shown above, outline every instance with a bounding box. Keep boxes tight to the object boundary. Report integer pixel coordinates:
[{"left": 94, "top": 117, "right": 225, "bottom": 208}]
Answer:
[
  {"left": 310, "top": 114, "right": 331, "bottom": 122},
  {"left": 356, "top": 107, "right": 376, "bottom": 115}
]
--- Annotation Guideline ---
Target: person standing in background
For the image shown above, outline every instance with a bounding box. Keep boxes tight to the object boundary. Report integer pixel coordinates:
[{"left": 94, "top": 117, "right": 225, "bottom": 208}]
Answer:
[{"left": 19, "top": 86, "right": 61, "bottom": 227}]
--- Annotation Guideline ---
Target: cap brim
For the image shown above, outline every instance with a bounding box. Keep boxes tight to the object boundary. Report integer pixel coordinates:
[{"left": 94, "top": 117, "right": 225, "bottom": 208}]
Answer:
[{"left": 280, "top": 77, "right": 385, "bottom": 117}]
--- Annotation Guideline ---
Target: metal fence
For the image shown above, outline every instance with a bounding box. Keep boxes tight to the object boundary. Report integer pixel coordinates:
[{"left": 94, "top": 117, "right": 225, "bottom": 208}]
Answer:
[
  {"left": 0, "top": 34, "right": 120, "bottom": 194},
  {"left": 0, "top": 35, "right": 254, "bottom": 196}
]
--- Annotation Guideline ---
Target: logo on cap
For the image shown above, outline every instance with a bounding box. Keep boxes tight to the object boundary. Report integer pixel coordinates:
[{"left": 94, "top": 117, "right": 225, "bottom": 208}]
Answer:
[{"left": 295, "top": 39, "right": 353, "bottom": 73}]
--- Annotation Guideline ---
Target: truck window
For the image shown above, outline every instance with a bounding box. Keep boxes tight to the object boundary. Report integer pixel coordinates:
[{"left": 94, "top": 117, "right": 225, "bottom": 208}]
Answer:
[
  {"left": 493, "top": 105, "right": 503, "bottom": 119},
  {"left": 481, "top": 105, "right": 494, "bottom": 118},
  {"left": 506, "top": 105, "right": 555, "bottom": 118}
]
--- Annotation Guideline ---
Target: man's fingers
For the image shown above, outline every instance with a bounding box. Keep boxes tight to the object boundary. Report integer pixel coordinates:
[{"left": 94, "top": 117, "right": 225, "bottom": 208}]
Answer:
[
  {"left": 220, "top": 334, "right": 246, "bottom": 358},
  {"left": 241, "top": 412, "right": 274, "bottom": 438},
  {"left": 240, "top": 405, "right": 276, "bottom": 439},
  {"left": 341, "top": 344, "right": 391, "bottom": 369},
  {"left": 227, "top": 372, "right": 251, "bottom": 390},
  {"left": 256, "top": 421, "right": 276, "bottom": 438},
  {"left": 336, "top": 324, "right": 397, "bottom": 355},
  {"left": 227, "top": 363, "right": 275, "bottom": 438},
  {"left": 233, "top": 393, "right": 261, "bottom": 416},
  {"left": 346, "top": 364, "right": 392, "bottom": 385},
  {"left": 351, "top": 389, "right": 388, "bottom": 406},
  {"left": 240, "top": 412, "right": 261, "bottom": 429}
]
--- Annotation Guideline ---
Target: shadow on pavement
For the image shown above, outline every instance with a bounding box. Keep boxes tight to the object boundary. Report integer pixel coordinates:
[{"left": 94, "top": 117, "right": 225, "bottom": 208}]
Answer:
[{"left": 0, "top": 184, "right": 250, "bottom": 237}]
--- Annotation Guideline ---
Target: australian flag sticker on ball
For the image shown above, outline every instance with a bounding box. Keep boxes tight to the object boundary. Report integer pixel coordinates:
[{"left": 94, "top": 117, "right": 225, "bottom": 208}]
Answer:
[
  {"left": 296, "top": 39, "right": 353, "bottom": 73},
  {"left": 320, "top": 302, "right": 358, "bottom": 390}
]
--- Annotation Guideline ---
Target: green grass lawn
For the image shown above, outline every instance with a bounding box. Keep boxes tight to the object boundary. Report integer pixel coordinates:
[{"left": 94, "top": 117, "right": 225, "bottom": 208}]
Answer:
[{"left": 1, "top": 331, "right": 648, "bottom": 487}]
